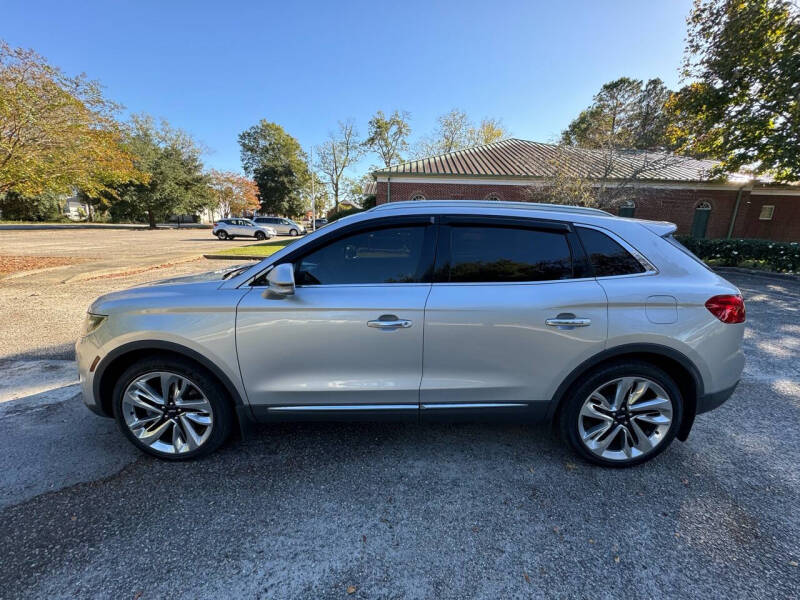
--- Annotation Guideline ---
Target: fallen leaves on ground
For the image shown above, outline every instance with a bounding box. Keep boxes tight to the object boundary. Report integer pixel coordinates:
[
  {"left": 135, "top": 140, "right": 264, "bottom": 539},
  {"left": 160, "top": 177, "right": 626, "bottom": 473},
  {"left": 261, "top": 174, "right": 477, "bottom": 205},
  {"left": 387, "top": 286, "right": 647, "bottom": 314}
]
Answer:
[
  {"left": 0, "top": 255, "right": 78, "bottom": 276},
  {"left": 565, "top": 461, "right": 578, "bottom": 472},
  {"left": 523, "top": 572, "right": 531, "bottom": 584},
  {"left": 346, "top": 585, "right": 357, "bottom": 594}
]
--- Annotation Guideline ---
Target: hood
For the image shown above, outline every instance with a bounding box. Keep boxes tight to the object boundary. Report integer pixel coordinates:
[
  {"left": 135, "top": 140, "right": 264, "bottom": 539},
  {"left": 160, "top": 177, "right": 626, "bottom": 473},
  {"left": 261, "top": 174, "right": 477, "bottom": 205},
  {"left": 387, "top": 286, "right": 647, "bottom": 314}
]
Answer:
[
  {"left": 88, "top": 265, "right": 251, "bottom": 315},
  {"left": 143, "top": 263, "right": 252, "bottom": 286}
]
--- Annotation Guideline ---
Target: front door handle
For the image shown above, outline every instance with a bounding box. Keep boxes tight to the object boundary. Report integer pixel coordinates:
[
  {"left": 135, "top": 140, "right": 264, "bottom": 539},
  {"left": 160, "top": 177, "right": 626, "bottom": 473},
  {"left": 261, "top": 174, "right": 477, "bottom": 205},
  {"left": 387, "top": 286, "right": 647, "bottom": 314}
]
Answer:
[
  {"left": 546, "top": 316, "right": 592, "bottom": 328},
  {"left": 367, "top": 314, "right": 412, "bottom": 329}
]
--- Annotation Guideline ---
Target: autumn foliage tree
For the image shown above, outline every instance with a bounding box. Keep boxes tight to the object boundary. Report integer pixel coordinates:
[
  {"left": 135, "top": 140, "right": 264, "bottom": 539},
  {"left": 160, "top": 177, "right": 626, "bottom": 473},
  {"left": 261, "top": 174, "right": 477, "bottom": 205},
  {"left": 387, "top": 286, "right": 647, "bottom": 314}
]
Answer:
[
  {"left": 0, "top": 40, "right": 142, "bottom": 198},
  {"left": 208, "top": 170, "right": 259, "bottom": 217},
  {"left": 667, "top": 0, "right": 800, "bottom": 181}
]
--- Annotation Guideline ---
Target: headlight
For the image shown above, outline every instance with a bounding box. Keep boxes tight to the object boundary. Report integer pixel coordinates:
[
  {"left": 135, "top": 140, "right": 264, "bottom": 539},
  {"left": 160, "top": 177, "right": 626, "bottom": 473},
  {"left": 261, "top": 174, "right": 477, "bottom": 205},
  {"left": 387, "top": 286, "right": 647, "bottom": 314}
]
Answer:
[{"left": 82, "top": 313, "right": 107, "bottom": 336}]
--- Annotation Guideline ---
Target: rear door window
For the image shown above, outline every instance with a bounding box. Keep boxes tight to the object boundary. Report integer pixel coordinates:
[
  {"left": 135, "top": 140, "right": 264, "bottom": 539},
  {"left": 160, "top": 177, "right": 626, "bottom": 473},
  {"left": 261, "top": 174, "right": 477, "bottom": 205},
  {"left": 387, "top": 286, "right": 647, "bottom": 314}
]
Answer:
[
  {"left": 575, "top": 226, "right": 646, "bottom": 277},
  {"left": 441, "top": 225, "right": 574, "bottom": 282}
]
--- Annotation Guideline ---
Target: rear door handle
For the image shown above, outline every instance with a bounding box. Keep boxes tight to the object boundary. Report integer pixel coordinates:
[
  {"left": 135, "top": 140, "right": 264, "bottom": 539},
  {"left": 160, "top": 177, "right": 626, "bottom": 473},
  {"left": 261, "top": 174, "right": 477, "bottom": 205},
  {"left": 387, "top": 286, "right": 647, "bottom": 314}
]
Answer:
[
  {"left": 546, "top": 317, "right": 591, "bottom": 328},
  {"left": 367, "top": 315, "right": 412, "bottom": 329}
]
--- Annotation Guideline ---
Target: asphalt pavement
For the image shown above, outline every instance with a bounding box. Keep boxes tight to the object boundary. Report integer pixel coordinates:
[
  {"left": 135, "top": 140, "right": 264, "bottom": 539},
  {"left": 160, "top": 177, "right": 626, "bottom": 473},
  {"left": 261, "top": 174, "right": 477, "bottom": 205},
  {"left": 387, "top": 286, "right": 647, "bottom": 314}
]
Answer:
[{"left": 0, "top": 272, "right": 798, "bottom": 599}]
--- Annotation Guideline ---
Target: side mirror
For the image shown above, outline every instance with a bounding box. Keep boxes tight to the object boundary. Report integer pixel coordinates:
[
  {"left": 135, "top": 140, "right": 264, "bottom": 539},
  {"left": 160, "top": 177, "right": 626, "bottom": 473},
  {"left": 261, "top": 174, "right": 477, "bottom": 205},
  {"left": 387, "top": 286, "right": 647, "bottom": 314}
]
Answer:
[{"left": 264, "top": 263, "right": 295, "bottom": 297}]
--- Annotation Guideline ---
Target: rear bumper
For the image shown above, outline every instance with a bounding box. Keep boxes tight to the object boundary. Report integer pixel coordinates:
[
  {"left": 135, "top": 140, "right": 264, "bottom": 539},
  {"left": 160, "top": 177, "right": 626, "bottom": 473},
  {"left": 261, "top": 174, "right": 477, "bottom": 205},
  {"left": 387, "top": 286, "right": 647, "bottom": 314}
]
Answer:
[{"left": 697, "top": 380, "right": 739, "bottom": 415}]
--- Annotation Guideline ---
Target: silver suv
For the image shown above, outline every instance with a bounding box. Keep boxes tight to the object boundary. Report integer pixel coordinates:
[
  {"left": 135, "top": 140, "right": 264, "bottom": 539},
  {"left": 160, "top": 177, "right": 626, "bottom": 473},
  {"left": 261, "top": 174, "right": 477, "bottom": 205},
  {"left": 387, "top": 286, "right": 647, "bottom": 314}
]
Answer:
[
  {"left": 212, "top": 218, "right": 276, "bottom": 241},
  {"left": 77, "top": 201, "right": 745, "bottom": 467},
  {"left": 253, "top": 216, "right": 305, "bottom": 236}
]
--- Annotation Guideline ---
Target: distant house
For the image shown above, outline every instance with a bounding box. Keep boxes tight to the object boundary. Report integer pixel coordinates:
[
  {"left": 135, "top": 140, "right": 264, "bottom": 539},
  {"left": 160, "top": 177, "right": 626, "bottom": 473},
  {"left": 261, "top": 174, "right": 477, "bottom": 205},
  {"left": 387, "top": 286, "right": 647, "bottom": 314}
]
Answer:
[
  {"left": 372, "top": 139, "right": 800, "bottom": 242},
  {"left": 61, "top": 192, "right": 89, "bottom": 220},
  {"left": 327, "top": 198, "right": 361, "bottom": 218}
]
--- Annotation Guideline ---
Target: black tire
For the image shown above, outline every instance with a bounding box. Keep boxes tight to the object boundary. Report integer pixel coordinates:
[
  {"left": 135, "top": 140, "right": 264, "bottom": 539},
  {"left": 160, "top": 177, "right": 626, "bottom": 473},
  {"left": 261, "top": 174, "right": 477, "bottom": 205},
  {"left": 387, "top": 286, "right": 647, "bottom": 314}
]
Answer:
[
  {"left": 289, "top": 229, "right": 298, "bottom": 236},
  {"left": 112, "top": 355, "right": 234, "bottom": 461},
  {"left": 558, "top": 360, "right": 683, "bottom": 468},
  {"left": 216, "top": 230, "right": 228, "bottom": 240},
  {"left": 255, "top": 231, "right": 266, "bottom": 241}
]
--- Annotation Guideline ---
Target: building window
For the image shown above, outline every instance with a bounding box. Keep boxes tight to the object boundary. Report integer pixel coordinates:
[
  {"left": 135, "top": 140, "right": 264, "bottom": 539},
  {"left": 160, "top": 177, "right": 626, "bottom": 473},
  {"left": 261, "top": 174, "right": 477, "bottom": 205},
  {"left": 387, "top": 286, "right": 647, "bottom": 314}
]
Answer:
[
  {"left": 485, "top": 193, "right": 501, "bottom": 201},
  {"left": 759, "top": 205, "right": 775, "bottom": 220},
  {"left": 410, "top": 193, "right": 426, "bottom": 201},
  {"left": 618, "top": 200, "right": 636, "bottom": 218}
]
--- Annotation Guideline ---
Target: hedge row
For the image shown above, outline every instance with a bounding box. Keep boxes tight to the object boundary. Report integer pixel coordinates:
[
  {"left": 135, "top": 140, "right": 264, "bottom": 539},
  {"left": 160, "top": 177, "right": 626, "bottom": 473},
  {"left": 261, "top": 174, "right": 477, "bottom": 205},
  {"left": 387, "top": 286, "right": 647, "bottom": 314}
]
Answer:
[{"left": 675, "top": 236, "right": 800, "bottom": 273}]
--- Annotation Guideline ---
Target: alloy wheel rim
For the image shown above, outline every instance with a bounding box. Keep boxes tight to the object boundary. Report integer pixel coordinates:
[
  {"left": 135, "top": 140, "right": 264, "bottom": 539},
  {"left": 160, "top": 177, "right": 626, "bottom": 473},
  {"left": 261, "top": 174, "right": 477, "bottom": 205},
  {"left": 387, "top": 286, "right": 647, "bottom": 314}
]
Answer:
[
  {"left": 577, "top": 377, "right": 673, "bottom": 462},
  {"left": 122, "top": 371, "right": 213, "bottom": 454}
]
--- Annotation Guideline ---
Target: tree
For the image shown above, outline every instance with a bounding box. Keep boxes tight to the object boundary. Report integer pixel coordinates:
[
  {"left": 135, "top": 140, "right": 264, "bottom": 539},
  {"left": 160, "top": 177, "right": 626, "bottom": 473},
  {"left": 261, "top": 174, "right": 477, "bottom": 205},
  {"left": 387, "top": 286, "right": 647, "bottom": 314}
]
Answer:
[
  {"left": 551, "top": 77, "right": 685, "bottom": 208},
  {"left": 667, "top": 0, "right": 800, "bottom": 181},
  {"left": 315, "top": 119, "right": 363, "bottom": 211},
  {"left": 414, "top": 109, "right": 510, "bottom": 157},
  {"left": 525, "top": 143, "right": 683, "bottom": 209},
  {"left": 561, "top": 77, "right": 672, "bottom": 150},
  {"left": 116, "top": 115, "right": 211, "bottom": 228},
  {"left": 208, "top": 170, "right": 259, "bottom": 217},
  {"left": 467, "top": 118, "right": 510, "bottom": 146},
  {"left": 365, "top": 110, "right": 411, "bottom": 167},
  {"left": 0, "top": 41, "right": 142, "bottom": 197},
  {"left": 238, "top": 120, "right": 310, "bottom": 215}
]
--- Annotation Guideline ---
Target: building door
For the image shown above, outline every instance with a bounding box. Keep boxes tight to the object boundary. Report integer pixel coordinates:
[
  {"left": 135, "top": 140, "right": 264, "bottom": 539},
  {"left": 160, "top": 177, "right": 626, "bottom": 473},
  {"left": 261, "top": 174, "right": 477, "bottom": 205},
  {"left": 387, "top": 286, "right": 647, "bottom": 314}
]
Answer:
[
  {"left": 690, "top": 202, "right": 712, "bottom": 238},
  {"left": 618, "top": 200, "right": 636, "bottom": 218}
]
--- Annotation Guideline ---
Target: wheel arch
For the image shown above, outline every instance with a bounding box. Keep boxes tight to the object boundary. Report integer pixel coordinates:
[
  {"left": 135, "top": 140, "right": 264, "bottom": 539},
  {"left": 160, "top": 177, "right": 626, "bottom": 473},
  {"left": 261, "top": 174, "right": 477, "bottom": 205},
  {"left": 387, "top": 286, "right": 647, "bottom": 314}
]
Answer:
[
  {"left": 93, "top": 340, "right": 251, "bottom": 428},
  {"left": 548, "top": 343, "right": 704, "bottom": 441}
]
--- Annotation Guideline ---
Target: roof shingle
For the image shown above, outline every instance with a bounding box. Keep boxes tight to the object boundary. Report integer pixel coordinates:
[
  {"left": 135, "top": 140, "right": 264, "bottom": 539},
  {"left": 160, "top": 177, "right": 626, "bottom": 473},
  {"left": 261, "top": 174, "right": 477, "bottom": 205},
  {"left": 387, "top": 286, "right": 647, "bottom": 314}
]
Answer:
[{"left": 373, "top": 138, "right": 737, "bottom": 183}]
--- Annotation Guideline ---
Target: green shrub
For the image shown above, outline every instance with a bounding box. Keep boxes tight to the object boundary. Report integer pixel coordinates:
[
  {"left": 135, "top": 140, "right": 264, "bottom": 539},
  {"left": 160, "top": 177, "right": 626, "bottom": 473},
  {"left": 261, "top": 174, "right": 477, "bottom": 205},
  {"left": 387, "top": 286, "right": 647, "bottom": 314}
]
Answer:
[{"left": 675, "top": 236, "right": 800, "bottom": 273}]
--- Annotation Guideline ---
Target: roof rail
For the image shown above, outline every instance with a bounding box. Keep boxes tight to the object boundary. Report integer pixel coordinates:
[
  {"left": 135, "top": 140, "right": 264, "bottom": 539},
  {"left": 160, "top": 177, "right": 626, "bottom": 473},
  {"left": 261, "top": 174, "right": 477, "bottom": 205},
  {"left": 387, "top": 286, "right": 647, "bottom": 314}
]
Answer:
[{"left": 370, "top": 200, "right": 611, "bottom": 216}]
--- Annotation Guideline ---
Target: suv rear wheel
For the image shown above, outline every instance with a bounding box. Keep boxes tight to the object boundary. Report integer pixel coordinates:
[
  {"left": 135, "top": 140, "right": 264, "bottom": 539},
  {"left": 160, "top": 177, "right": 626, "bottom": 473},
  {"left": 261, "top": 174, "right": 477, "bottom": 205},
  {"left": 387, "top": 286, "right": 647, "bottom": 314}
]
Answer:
[
  {"left": 216, "top": 230, "right": 228, "bottom": 240},
  {"left": 559, "top": 361, "right": 683, "bottom": 467},
  {"left": 112, "top": 356, "right": 234, "bottom": 460}
]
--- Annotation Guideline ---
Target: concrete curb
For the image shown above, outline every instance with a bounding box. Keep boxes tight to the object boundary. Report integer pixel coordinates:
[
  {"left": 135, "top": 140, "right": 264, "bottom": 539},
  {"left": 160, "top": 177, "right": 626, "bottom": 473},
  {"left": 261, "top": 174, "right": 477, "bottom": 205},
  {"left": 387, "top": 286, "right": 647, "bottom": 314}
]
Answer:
[
  {"left": 203, "top": 254, "right": 262, "bottom": 260},
  {"left": 63, "top": 255, "right": 202, "bottom": 283}
]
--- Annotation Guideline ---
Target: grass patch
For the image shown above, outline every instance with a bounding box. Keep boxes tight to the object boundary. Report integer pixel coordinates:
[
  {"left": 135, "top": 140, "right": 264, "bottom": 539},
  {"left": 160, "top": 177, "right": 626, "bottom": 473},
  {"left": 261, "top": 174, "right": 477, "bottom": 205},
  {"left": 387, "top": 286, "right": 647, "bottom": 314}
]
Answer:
[{"left": 213, "top": 238, "right": 297, "bottom": 257}]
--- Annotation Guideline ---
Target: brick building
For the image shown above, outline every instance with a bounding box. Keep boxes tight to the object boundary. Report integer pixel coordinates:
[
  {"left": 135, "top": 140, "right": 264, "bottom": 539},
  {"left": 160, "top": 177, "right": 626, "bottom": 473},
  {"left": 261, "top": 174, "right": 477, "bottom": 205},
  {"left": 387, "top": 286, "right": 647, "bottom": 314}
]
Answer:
[{"left": 372, "top": 139, "right": 800, "bottom": 242}]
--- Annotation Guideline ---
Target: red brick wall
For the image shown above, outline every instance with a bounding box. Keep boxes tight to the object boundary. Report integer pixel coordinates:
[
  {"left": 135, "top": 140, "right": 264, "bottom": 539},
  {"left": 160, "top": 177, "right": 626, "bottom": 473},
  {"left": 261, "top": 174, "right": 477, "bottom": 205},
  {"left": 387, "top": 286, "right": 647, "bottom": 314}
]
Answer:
[
  {"left": 732, "top": 194, "right": 800, "bottom": 241},
  {"left": 376, "top": 182, "right": 530, "bottom": 205},
  {"left": 375, "top": 181, "right": 800, "bottom": 242}
]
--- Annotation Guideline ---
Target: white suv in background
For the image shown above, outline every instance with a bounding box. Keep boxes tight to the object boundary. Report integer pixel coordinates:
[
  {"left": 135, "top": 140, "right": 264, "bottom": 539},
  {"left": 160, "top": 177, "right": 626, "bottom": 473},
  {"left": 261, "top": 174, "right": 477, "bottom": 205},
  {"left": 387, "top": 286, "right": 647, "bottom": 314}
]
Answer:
[{"left": 78, "top": 201, "right": 744, "bottom": 467}]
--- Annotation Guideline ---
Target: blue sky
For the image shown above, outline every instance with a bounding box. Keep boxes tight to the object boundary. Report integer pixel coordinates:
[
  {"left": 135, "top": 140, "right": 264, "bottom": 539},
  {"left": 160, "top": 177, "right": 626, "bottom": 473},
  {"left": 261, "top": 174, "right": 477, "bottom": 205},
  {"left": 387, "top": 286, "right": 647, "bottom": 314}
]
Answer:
[{"left": 3, "top": 0, "right": 693, "bottom": 177}]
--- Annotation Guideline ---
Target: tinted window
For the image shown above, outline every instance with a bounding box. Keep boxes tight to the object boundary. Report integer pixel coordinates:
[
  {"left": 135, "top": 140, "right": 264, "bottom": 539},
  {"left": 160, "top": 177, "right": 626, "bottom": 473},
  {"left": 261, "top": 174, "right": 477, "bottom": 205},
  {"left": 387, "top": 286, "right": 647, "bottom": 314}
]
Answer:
[
  {"left": 576, "top": 226, "right": 645, "bottom": 277},
  {"left": 296, "top": 226, "right": 429, "bottom": 285},
  {"left": 444, "top": 226, "right": 573, "bottom": 283}
]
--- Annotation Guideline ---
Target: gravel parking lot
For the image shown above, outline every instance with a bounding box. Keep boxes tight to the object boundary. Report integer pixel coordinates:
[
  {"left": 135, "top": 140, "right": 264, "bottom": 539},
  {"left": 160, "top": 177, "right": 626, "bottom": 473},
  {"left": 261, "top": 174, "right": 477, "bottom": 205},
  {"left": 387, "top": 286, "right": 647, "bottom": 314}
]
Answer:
[
  {"left": 0, "top": 229, "right": 798, "bottom": 599},
  {"left": 0, "top": 228, "right": 258, "bottom": 360}
]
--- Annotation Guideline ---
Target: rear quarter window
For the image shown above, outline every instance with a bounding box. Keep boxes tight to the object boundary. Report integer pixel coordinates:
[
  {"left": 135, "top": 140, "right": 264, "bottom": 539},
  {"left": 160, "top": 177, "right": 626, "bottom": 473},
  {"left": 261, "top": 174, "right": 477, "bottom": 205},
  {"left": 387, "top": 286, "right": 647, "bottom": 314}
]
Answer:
[{"left": 576, "top": 226, "right": 646, "bottom": 277}]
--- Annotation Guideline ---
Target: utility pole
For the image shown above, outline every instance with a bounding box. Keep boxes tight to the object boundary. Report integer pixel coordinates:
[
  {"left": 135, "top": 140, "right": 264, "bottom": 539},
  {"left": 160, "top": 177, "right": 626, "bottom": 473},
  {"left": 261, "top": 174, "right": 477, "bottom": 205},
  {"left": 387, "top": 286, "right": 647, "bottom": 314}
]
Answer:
[{"left": 310, "top": 147, "right": 316, "bottom": 232}]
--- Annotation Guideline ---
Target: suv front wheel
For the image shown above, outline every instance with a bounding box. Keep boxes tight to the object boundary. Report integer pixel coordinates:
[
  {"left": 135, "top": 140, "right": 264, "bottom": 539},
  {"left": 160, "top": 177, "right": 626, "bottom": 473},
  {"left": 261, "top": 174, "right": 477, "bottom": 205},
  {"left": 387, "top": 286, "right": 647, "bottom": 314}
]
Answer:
[
  {"left": 559, "top": 361, "right": 683, "bottom": 467},
  {"left": 112, "top": 356, "right": 234, "bottom": 460}
]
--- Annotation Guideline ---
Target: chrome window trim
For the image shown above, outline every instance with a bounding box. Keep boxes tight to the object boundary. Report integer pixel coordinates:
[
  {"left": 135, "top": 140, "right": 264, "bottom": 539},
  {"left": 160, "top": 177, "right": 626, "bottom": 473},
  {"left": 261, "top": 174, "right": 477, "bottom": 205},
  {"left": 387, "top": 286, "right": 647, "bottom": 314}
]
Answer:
[
  {"left": 269, "top": 404, "right": 418, "bottom": 412},
  {"left": 421, "top": 403, "right": 527, "bottom": 409}
]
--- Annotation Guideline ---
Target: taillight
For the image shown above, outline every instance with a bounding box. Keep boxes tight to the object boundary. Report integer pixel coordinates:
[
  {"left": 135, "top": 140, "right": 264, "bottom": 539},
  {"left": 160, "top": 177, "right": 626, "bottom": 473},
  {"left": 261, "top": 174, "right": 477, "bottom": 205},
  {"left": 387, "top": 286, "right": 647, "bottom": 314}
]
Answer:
[
  {"left": 213, "top": 222, "right": 218, "bottom": 227},
  {"left": 705, "top": 294, "right": 745, "bottom": 324}
]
